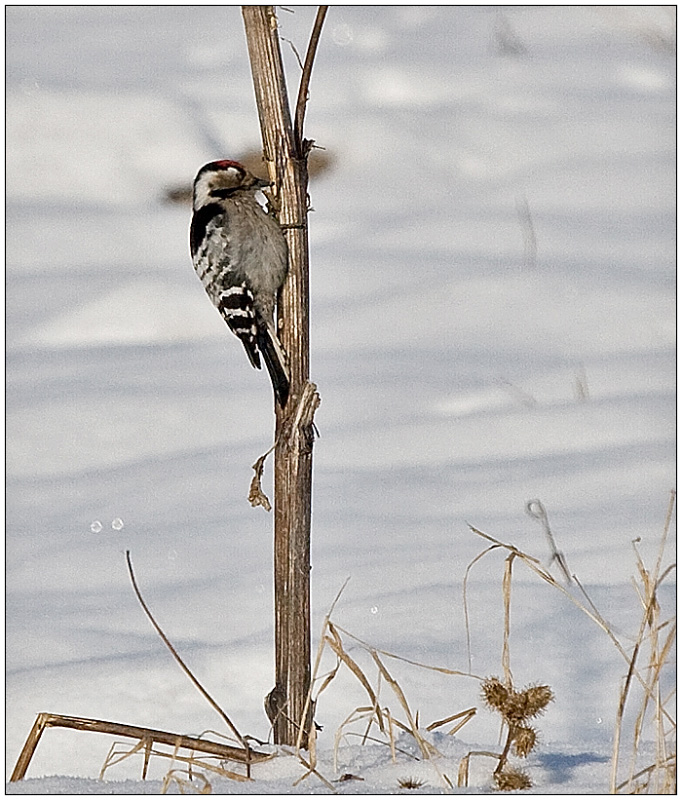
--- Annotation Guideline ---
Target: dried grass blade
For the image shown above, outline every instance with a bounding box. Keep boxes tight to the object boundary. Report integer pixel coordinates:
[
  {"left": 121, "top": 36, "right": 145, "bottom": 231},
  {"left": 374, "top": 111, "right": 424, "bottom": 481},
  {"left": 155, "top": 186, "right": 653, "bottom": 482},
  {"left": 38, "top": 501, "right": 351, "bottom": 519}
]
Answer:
[
  {"left": 292, "top": 764, "right": 336, "bottom": 792},
  {"left": 614, "top": 753, "right": 677, "bottom": 793},
  {"left": 333, "top": 707, "right": 374, "bottom": 771},
  {"left": 654, "top": 489, "right": 676, "bottom": 580},
  {"left": 99, "top": 738, "right": 147, "bottom": 780},
  {"left": 326, "top": 620, "right": 344, "bottom": 650},
  {"left": 502, "top": 553, "right": 515, "bottom": 686},
  {"left": 295, "top": 578, "right": 350, "bottom": 755},
  {"left": 458, "top": 750, "right": 503, "bottom": 788},
  {"left": 426, "top": 707, "right": 477, "bottom": 733},
  {"left": 152, "top": 750, "right": 251, "bottom": 782},
  {"left": 464, "top": 543, "right": 502, "bottom": 672},
  {"left": 386, "top": 707, "right": 397, "bottom": 763},
  {"left": 447, "top": 708, "right": 478, "bottom": 737},
  {"left": 324, "top": 632, "right": 384, "bottom": 733},
  {"left": 470, "top": 524, "right": 657, "bottom": 687},
  {"left": 370, "top": 650, "right": 431, "bottom": 759},
  {"left": 141, "top": 736, "right": 152, "bottom": 780},
  {"left": 610, "top": 576, "right": 668, "bottom": 792},
  {"left": 332, "top": 625, "right": 478, "bottom": 678},
  {"left": 315, "top": 662, "right": 341, "bottom": 698},
  {"left": 457, "top": 752, "right": 471, "bottom": 788},
  {"left": 161, "top": 768, "right": 212, "bottom": 795}
]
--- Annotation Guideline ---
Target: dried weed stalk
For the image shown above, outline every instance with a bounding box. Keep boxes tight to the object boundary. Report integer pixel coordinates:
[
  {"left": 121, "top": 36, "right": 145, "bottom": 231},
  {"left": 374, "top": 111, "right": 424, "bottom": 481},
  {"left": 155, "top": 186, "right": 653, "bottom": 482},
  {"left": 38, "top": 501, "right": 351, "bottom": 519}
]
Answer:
[
  {"left": 161, "top": 768, "right": 212, "bottom": 795},
  {"left": 289, "top": 580, "right": 476, "bottom": 791},
  {"left": 101, "top": 737, "right": 249, "bottom": 794},
  {"left": 611, "top": 490, "right": 677, "bottom": 794},
  {"left": 10, "top": 713, "right": 270, "bottom": 785},
  {"left": 124, "top": 553, "right": 255, "bottom": 759},
  {"left": 460, "top": 537, "right": 554, "bottom": 790},
  {"left": 327, "top": 625, "right": 472, "bottom": 763},
  {"left": 461, "top": 489, "right": 676, "bottom": 794},
  {"left": 480, "top": 676, "right": 553, "bottom": 790}
]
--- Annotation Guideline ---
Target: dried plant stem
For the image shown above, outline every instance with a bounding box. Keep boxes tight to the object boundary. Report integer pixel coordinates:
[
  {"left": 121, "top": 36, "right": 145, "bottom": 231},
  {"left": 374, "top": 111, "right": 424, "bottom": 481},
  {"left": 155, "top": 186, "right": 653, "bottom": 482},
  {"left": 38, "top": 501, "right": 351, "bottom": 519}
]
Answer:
[
  {"left": 326, "top": 625, "right": 382, "bottom": 726},
  {"left": 125, "top": 552, "right": 249, "bottom": 755},
  {"left": 463, "top": 543, "right": 501, "bottom": 672},
  {"left": 370, "top": 651, "right": 436, "bottom": 760},
  {"left": 333, "top": 624, "right": 478, "bottom": 679},
  {"left": 101, "top": 740, "right": 252, "bottom": 783},
  {"left": 494, "top": 726, "right": 515, "bottom": 776},
  {"left": 294, "top": 6, "right": 328, "bottom": 150},
  {"left": 162, "top": 768, "right": 212, "bottom": 795},
  {"left": 458, "top": 750, "right": 505, "bottom": 788},
  {"left": 525, "top": 498, "right": 572, "bottom": 583},
  {"left": 242, "top": 4, "right": 325, "bottom": 747},
  {"left": 654, "top": 489, "right": 675, "bottom": 583},
  {"left": 426, "top": 707, "right": 477, "bottom": 735},
  {"left": 10, "top": 713, "right": 270, "bottom": 783},
  {"left": 468, "top": 526, "right": 664, "bottom": 702},
  {"left": 615, "top": 753, "right": 677, "bottom": 793},
  {"left": 295, "top": 578, "right": 350, "bottom": 754},
  {"left": 468, "top": 488, "right": 676, "bottom": 795},
  {"left": 386, "top": 707, "right": 398, "bottom": 762},
  {"left": 501, "top": 554, "right": 514, "bottom": 686},
  {"left": 609, "top": 491, "right": 676, "bottom": 793}
]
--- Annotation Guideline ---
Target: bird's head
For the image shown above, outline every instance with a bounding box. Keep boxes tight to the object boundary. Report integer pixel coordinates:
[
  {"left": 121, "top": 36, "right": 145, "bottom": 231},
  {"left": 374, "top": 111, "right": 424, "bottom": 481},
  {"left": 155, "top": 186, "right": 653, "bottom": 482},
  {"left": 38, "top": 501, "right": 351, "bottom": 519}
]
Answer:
[{"left": 192, "top": 160, "right": 271, "bottom": 210}]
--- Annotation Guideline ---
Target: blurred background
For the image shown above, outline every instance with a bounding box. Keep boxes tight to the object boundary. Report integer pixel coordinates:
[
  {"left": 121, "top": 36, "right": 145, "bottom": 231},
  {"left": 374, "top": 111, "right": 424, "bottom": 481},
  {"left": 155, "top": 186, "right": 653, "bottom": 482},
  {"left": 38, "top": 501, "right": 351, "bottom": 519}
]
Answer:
[{"left": 6, "top": 6, "right": 675, "bottom": 782}]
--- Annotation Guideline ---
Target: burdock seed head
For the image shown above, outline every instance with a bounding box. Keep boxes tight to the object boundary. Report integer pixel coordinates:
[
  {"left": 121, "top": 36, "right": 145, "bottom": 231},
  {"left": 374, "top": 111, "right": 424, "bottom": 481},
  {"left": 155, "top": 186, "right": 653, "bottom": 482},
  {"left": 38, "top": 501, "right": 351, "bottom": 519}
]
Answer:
[
  {"left": 524, "top": 684, "right": 554, "bottom": 715},
  {"left": 513, "top": 725, "right": 538, "bottom": 758},
  {"left": 397, "top": 776, "right": 426, "bottom": 790},
  {"left": 494, "top": 768, "right": 532, "bottom": 791},
  {"left": 502, "top": 684, "right": 554, "bottom": 723},
  {"left": 481, "top": 677, "right": 510, "bottom": 712}
]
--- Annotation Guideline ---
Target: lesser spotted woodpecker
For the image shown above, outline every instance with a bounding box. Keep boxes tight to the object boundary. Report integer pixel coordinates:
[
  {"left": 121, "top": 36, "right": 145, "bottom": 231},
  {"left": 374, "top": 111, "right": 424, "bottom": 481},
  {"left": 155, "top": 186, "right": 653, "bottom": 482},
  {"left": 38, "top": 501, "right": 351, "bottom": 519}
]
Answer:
[{"left": 190, "top": 160, "right": 290, "bottom": 406}]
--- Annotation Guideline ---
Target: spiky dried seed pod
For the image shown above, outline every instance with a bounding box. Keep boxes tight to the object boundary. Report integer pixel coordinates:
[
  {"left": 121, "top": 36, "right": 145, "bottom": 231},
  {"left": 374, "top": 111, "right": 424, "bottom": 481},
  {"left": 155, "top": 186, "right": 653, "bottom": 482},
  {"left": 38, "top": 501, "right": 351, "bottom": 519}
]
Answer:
[
  {"left": 397, "top": 776, "right": 425, "bottom": 790},
  {"left": 481, "top": 677, "right": 510, "bottom": 712},
  {"left": 494, "top": 768, "right": 532, "bottom": 791},
  {"left": 502, "top": 690, "right": 533, "bottom": 723},
  {"left": 523, "top": 684, "right": 554, "bottom": 716},
  {"left": 513, "top": 725, "right": 537, "bottom": 757},
  {"left": 502, "top": 685, "right": 554, "bottom": 723}
]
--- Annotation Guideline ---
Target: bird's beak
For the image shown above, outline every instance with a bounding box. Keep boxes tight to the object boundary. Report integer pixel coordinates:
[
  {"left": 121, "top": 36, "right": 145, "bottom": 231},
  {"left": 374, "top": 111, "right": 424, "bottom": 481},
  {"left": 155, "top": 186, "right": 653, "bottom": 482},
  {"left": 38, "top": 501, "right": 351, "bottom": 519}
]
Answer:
[{"left": 255, "top": 177, "right": 272, "bottom": 189}]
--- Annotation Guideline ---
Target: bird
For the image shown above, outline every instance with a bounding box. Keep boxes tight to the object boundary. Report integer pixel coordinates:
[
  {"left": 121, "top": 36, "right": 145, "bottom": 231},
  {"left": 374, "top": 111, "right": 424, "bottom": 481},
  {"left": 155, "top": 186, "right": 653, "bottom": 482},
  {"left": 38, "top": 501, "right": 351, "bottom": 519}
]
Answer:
[{"left": 190, "top": 159, "right": 290, "bottom": 406}]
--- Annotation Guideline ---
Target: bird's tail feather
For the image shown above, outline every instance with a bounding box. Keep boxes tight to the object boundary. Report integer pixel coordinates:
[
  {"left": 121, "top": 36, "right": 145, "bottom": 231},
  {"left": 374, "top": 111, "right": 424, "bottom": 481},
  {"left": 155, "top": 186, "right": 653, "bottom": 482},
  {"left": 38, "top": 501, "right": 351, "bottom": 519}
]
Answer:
[{"left": 257, "top": 324, "right": 290, "bottom": 407}]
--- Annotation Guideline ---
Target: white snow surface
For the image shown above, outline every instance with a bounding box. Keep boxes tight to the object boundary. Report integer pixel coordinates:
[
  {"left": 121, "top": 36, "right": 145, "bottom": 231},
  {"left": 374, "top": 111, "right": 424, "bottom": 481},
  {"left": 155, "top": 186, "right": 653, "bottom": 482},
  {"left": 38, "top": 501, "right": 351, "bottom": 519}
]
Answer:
[{"left": 5, "top": 6, "right": 676, "bottom": 795}]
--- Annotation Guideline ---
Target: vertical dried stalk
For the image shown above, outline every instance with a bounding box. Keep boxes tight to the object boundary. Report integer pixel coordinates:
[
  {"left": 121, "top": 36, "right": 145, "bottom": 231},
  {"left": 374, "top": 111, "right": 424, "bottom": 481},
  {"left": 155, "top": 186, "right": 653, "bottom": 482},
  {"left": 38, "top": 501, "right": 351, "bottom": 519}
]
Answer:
[
  {"left": 294, "top": 7, "right": 328, "bottom": 151},
  {"left": 241, "top": 5, "right": 323, "bottom": 746},
  {"left": 10, "top": 712, "right": 49, "bottom": 782},
  {"left": 501, "top": 554, "right": 514, "bottom": 687}
]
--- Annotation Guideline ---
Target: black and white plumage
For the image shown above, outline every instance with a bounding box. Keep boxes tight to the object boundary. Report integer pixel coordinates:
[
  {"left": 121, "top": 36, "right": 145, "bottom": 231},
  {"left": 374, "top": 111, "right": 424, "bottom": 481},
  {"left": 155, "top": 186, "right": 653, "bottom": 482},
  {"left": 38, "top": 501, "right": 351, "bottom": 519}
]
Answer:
[{"left": 190, "top": 159, "right": 290, "bottom": 406}]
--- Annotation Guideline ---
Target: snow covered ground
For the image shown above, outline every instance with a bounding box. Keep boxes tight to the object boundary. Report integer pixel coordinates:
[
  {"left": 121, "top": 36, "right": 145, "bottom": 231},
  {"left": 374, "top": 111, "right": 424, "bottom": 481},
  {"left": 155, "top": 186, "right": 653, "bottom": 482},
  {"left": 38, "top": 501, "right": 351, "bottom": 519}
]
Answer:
[{"left": 5, "top": 5, "right": 676, "bottom": 794}]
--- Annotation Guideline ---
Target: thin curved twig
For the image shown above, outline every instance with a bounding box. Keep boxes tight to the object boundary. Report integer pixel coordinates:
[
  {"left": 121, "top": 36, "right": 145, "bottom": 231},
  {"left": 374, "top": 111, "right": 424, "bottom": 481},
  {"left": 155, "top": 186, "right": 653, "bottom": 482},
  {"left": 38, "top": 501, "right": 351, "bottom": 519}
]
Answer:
[
  {"left": 125, "top": 551, "right": 250, "bottom": 756},
  {"left": 294, "top": 6, "right": 328, "bottom": 153}
]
